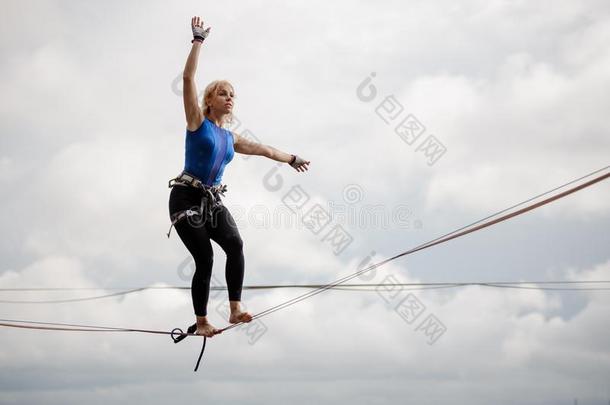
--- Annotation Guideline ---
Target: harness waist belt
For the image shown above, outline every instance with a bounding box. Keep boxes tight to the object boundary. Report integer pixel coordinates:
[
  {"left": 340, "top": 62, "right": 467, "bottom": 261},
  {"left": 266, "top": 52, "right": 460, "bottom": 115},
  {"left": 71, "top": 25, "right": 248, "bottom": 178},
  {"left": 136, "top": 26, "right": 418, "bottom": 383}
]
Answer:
[{"left": 166, "top": 171, "right": 228, "bottom": 238}]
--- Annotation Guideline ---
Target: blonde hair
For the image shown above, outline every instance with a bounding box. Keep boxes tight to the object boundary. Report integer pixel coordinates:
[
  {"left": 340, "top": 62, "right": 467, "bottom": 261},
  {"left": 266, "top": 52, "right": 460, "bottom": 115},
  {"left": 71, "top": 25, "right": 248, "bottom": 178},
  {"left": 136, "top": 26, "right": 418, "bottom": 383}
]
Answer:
[{"left": 202, "top": 80, "right": 235, "bottom": 127}]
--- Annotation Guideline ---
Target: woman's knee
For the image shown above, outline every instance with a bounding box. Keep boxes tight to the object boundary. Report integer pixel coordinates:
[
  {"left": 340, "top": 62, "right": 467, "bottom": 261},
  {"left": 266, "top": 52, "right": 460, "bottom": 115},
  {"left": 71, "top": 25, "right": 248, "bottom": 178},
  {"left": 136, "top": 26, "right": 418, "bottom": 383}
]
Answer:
[
  {"left": 221, "top": 234, "right": 243, "bottom": 253},
  {"left": 194, "top": 253, "right": 214, "bottom": 267}
]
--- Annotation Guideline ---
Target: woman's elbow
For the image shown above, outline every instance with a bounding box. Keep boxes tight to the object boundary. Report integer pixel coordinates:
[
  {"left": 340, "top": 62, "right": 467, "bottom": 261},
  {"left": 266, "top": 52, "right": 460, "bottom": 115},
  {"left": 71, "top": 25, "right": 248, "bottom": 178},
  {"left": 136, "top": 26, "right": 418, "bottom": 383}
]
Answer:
[{"left": 260, "top": 145, "right": 273, "bottom": 158}]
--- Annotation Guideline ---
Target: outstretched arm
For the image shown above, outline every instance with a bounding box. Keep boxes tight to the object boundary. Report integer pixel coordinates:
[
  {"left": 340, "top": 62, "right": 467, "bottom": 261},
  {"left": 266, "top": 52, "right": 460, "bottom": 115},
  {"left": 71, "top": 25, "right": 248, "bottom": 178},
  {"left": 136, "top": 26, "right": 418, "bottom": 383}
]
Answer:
[
  {"left": 233, "top": 132, "right": 311, "bottom": 172},
  {"left": 183, "top": 16, "right": 210, "bottom": 130}
]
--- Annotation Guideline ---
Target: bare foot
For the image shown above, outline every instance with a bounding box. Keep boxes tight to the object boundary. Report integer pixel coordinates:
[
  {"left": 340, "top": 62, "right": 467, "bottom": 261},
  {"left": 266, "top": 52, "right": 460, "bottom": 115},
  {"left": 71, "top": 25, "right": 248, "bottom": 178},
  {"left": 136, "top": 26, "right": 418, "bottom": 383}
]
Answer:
[
  {"left": 229, "top": 310, "right": 253, "bottom": 324},
  {"left": 196, "top": 321, "right": 222, "bottom": 338}
]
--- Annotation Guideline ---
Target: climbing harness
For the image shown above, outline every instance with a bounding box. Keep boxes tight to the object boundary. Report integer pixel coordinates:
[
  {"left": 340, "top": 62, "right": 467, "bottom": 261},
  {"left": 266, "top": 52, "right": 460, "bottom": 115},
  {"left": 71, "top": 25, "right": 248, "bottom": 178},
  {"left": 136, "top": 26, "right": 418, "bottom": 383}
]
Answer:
[
  {"left": 166, "top": 171, "right": 228, "bottom": 238},
  {"left": 166, "top": 171, "right": 228, "bottom": 370}
]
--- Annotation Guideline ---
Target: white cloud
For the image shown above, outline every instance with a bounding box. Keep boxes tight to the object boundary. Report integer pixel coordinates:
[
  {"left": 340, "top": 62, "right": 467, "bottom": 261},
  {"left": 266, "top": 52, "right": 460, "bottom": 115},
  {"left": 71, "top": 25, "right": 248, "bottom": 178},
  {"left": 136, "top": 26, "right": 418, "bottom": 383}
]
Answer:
[
  {"left": 1, "top": 256, "right": 609, "bottom": 403},
  {"left": 1, "top": 0, "right": 609, "bottom": 403}
]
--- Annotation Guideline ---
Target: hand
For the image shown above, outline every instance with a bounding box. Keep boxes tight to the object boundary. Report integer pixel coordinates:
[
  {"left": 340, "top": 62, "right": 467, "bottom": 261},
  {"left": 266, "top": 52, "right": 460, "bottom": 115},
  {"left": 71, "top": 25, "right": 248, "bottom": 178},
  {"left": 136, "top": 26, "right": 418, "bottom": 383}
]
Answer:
[
  {"left": 289, "top": 155, "right": 310, "bottom": 172},
  {"left": 191, "top": 16, "right": 211, "bottom": 43}
]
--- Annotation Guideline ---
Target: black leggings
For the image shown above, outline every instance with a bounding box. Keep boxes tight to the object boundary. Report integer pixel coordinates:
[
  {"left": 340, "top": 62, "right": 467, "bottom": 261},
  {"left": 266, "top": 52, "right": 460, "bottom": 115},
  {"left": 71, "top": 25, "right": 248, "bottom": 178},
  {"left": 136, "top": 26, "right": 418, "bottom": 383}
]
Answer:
[{"left": 168, "top": 185, "right": 245, "bottom": 317}]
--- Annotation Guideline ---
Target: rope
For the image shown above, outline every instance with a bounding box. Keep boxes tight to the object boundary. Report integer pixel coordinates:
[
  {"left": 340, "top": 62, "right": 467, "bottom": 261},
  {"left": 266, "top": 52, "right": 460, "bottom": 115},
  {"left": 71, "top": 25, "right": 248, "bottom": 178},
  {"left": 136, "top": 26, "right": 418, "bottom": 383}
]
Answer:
[
  {"left": 3, "top": 281, "right": 610, "bottom": 303},
  {"left": 0, "top": 166, "right": 608, "bottom": 371},
  {"left": 0, "top": 318, "right": 198, "bottom": 336},
  {"left": 219, "top": 166, "right": 610, "bottom": 332}
]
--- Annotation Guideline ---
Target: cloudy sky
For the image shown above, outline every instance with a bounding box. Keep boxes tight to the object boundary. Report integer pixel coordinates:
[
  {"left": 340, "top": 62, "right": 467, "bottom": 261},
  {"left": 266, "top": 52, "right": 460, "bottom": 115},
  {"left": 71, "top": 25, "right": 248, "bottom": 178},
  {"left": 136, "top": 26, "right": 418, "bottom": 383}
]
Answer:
[{"left": 1, "top": 0, "right": 609, "bottom": 403}]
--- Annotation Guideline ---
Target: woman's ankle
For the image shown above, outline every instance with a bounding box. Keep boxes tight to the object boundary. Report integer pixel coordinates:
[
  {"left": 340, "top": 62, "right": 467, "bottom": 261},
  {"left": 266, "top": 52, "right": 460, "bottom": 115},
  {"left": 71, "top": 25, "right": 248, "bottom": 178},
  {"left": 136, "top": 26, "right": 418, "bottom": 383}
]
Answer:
[
  {"left": 196, "top": 315, "right": 210, "bottom": 324},
  {"left": 229, "top": 300, "right": 242, "bottom": 312}
]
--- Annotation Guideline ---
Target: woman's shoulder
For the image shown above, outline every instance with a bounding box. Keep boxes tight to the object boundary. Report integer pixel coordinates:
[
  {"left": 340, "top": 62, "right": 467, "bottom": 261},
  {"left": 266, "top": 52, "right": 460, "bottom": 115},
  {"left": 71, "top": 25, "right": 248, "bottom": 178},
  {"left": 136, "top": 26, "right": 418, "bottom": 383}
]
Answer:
[
  {"left": 223, "top": 126, "right": 237, "bottom": 143},
  {"left": 227, "top": 130, "right": 236, "bottom": 144},
  {"left": 186, "top": 115, "right": 206, "bottom": 133}
]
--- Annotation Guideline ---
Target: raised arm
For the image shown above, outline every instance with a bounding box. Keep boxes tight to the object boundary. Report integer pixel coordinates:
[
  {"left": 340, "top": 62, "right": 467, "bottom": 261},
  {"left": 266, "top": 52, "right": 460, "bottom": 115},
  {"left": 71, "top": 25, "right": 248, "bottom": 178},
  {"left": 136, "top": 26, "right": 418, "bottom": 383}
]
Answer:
[{"left": 183, "top": 17, "right": 210, "bottom": 131}]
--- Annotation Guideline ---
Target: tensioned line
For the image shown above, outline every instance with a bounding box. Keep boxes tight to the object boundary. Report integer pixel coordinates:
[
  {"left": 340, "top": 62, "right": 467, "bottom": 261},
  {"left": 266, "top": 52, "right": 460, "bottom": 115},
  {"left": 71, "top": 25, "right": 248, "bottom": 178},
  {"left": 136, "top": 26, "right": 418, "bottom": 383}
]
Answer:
[
  {"left": 2, "top": 280, "right": 610, "bottom": 303},
  {"left": 219, "top": 165, "right": 609, "bottom": 332},
  {"left": 0, "top": 166, "right": 608, "bottom": 340}
]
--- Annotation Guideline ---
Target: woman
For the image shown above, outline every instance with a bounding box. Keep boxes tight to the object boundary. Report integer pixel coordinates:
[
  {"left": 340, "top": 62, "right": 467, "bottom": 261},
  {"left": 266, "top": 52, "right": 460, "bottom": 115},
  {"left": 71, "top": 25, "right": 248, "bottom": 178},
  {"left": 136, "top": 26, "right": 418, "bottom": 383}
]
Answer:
[{"left": 168, "top": 16, "right": 310, "bottom": 338}]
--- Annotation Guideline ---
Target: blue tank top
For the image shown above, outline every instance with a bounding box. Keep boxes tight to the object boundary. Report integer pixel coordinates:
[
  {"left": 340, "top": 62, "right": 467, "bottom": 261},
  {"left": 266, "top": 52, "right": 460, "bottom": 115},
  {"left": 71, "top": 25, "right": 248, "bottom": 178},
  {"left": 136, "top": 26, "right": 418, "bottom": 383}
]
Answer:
[{"left": 184, "top": 117, "right": 235, "bottom": 186}]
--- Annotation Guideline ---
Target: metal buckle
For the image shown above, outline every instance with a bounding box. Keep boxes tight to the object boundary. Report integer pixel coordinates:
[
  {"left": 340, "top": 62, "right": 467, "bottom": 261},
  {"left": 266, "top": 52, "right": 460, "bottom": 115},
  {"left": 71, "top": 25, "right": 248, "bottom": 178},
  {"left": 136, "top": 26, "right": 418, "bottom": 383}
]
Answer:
[{"left": 169, "top": 171, "right": 203, "bottom": 189}]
